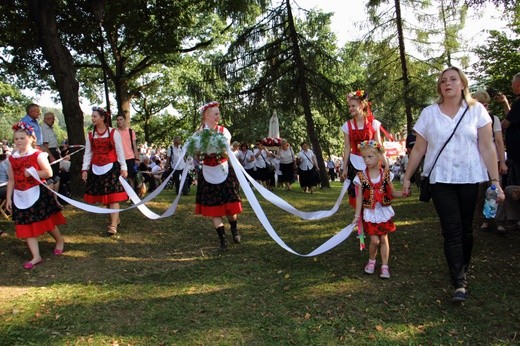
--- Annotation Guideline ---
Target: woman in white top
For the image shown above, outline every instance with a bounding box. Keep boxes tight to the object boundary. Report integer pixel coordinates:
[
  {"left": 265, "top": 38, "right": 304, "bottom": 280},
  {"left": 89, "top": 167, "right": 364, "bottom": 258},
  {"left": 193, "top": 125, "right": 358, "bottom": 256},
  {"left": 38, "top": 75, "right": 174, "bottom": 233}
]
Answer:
[
  {"left": 402, "top": 67, "right": 504, "bottom": 302},
  {"left": 276, "top": 139, "right": 296, "bottom": 191},
  {"left": 297, "top": 142, "right": 319, "bottom": 193},
  {"left": 237, "top": 142, "right": 255, "bottom": 177}
]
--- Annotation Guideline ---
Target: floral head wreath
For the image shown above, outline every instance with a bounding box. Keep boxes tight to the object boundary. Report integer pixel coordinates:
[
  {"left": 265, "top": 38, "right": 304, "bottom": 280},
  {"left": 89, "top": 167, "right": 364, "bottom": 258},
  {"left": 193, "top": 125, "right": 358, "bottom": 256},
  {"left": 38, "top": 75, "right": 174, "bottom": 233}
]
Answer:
[
  {"left": 12, "top": 121, "right": 35, "bottom": 137},
  {"left": 198, "top": 101, "right": 220, "bottom": 115},
  {"left": 347, "top": 89, "right": 374, "bottom": 121},
  {"left": 92, "top": 106, "right": 110, "bottom": 117},
  {"left": 358, "top": 140, "right": 384, "bottom": 154},
  {"left": 347, "top": 89, "right": 368, "bottom": 101}
]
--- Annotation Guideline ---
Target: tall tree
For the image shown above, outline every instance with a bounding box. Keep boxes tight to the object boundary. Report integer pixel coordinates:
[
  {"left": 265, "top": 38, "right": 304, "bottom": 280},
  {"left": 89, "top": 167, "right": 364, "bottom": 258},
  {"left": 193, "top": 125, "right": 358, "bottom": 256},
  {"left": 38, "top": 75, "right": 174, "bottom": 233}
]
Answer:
[
  {"left": 219, "top": 1, "right": 362, "bottom": 187},
  {"left": 364, "top": 0, "right": 470, "bottom": 132}
]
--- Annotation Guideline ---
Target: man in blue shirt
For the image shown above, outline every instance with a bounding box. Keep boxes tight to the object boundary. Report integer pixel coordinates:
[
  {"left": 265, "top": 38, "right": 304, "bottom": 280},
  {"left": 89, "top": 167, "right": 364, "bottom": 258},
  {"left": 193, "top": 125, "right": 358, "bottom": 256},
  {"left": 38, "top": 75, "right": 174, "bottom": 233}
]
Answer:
[{"left": 20, "top": 103, "right": 43, "bottom": 147}]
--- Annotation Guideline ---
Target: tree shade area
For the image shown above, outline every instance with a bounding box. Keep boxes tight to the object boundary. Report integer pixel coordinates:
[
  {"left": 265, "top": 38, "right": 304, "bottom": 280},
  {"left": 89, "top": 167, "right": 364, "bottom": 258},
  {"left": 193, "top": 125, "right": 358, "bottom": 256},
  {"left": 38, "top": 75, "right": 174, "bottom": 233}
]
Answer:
[{"left": 0, "top": 0, "right": 518, "bottom": 184}]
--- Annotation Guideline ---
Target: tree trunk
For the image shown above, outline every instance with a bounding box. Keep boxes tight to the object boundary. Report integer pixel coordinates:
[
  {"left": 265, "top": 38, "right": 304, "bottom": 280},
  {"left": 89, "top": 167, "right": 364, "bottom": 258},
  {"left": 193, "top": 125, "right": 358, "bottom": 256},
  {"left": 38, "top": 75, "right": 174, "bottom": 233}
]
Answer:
[
  {"left": 28, "top": 0, "right": 85, "bottom": 196},
  {"left": 114, "top": 77, "right": 132, "bottom": 122},
  {"left": 285, "top": 0, "right": 329, "bottom": 188},
  {"left": 394, "top": 0, "right": 413, "bottom": 133}
]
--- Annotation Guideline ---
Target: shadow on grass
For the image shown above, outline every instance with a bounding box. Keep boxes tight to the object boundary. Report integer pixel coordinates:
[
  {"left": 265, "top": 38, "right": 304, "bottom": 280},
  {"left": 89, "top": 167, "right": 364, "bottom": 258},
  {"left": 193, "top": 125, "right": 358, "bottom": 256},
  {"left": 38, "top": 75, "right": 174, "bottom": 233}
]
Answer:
[{"left": 1, "top": 186, "right": 519, "bottom": 344}]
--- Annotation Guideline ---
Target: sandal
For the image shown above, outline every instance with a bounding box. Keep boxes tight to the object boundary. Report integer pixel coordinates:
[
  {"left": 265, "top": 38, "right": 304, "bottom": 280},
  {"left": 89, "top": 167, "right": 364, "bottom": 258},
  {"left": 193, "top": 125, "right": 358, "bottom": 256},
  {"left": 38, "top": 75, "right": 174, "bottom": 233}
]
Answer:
[
  {"left": 107, "top": 225, "right": 118, "bottom": 235},
  {"left": 497, "top": 226, "right": 507, "bottom": 235}
]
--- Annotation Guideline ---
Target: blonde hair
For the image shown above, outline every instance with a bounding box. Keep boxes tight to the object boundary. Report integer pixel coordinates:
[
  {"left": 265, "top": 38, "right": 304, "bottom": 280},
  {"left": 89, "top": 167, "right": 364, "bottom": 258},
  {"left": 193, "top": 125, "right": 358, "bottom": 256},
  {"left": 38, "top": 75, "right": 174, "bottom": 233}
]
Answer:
[
  {"left": 436, "top": 66, "right": 476, "bottom": 106},
  {"left": 471, "top": 90, "right": 491, "bottom": 104}
]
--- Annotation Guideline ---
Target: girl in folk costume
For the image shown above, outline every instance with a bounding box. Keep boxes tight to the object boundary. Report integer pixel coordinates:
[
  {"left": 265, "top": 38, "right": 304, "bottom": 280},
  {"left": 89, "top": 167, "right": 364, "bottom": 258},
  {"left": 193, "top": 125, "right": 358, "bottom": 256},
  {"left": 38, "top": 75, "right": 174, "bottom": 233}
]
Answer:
[
  {"left": 340, "top": 90, "right": 383, "bottom": 206},
  {"left": 195, "top": 101, "right": 242, "bottom": 251},
  {"left": 352, "top": 140, "right": 403, "bottom": 279},
  {"left": 81, "top": 107, "right": 128, "bottom": 236},
  {"left": 6, "top": 122, "right": 66, "bottom": 269}
]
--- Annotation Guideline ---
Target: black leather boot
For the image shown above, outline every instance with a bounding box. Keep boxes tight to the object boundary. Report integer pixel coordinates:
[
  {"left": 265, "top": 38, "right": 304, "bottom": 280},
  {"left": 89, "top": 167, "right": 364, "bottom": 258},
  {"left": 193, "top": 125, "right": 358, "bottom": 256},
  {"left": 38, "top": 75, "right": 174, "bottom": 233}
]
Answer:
[
  {"left": 230, "top": 221, "right": 240, "bottom": 243},
  {"left": 216, "top": 226, "right": 227, "bottom": 250}
]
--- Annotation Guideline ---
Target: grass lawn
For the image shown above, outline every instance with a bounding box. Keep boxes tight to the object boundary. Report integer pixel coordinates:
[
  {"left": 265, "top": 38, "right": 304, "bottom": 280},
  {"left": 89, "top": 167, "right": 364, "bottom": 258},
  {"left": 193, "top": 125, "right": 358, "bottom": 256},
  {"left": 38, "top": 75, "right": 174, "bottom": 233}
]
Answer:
[{"left": 0, "top": 181, "right": 519, "bottom": 345}]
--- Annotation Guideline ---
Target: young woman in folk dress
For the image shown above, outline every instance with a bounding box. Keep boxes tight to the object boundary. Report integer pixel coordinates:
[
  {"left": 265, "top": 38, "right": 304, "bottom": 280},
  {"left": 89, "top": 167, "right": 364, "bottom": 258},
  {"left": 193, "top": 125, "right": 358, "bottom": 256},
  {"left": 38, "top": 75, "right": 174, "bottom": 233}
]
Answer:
[
  {"left": 195, "top": 101, "right": 242, "bottom": 251},
  {"left": 340, "top": 90, "right": 383, "bottom": 206},
  {"left": 81, "top": 107, "right": 128, "bottom": 236}
]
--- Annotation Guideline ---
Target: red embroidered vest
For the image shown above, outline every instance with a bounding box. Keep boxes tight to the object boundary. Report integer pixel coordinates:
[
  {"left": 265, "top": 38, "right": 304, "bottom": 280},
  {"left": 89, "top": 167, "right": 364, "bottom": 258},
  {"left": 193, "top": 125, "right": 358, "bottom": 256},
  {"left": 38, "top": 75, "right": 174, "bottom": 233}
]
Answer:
[
  {"left": 347, "top": 119, "right": 375, "bottom": 155},
  {"left": 9, "top": 151, "right": 43, "bottom": 191},
  {"left": 89, "top": 128, "right": 117, "bottom": 166},
  {"left": 357, "top": 169, "right": 393, "bottom": 209}
]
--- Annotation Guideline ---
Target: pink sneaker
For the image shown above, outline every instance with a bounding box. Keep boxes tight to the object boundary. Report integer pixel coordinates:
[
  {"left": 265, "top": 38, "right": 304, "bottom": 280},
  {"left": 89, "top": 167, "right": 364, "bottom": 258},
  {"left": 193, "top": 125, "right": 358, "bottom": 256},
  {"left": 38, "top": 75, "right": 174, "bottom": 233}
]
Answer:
[
  {"left": 364, "top": 259, "right": 376, "bottom": 274},
  {"left": 380, "top": 265, "right": 390, "bottom": 279}
]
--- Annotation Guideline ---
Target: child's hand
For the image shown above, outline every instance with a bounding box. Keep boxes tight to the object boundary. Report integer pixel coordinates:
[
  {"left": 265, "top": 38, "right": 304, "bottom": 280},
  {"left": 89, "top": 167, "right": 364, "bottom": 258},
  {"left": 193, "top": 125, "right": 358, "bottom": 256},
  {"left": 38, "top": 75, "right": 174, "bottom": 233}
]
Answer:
[{"left": 352, "top": 215, "right": 360, "bottom": 225}]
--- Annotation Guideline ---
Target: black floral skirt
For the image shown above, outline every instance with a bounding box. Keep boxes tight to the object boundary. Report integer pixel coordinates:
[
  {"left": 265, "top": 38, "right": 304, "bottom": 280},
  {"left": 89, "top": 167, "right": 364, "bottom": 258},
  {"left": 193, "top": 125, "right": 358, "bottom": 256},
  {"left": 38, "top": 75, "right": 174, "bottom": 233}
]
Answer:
[
  {"left": 195, "top": 165, "right": 242, "bottom": 217},
  {"left": 84, "top": 162, "right": 128, "bottom": 204}
]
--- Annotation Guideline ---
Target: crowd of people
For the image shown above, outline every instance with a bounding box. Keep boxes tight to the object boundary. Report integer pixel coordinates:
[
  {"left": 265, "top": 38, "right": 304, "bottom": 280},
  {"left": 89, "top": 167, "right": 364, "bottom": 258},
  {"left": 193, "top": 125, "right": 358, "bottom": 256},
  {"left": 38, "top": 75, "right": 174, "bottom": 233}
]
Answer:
[{"left": 1, "top": 68, "right": 519, "bottom": 304}]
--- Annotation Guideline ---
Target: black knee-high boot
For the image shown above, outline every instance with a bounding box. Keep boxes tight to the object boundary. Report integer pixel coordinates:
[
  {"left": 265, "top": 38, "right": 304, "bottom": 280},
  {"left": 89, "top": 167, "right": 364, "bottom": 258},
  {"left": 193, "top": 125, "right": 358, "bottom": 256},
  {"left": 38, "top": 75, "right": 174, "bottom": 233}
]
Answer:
[
  {"left": 216, "top": 226, "right": 227, "bottom": 250},
  {"left": 230, "top": 220, "right": 240, "bottom": 243}
]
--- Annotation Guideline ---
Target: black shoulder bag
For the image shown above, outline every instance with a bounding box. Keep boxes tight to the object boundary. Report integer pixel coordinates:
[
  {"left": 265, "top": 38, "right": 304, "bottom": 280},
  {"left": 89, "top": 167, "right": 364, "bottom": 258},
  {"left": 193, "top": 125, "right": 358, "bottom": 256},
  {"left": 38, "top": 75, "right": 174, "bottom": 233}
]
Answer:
[{"left": 419, "top": 106, "right": 469, "bottom": 202}]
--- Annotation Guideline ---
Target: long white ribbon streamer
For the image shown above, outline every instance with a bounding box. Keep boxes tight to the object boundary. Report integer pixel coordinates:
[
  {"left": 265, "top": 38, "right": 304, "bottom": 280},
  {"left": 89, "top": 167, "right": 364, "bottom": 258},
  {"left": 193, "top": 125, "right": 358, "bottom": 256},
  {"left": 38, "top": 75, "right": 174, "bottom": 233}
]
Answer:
[
  {"left": 49, "top": 145, "right": 85, "bottom": 166},
  {"left": 227, "top": 148, "right": 350, "bottom": 220},
  {"left": 226, "top": 146, "right": 355, "bottom": 256},
  {"left": 27, "top": 144, "right": 357, "bottom": 256}
]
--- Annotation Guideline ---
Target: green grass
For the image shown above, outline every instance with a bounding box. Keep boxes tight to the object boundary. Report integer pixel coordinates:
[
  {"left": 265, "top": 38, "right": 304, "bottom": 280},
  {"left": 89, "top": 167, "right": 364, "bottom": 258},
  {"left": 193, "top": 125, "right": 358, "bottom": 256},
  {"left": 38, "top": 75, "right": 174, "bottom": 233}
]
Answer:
[{"left": 0, "top": 182, "right": 519, "bottom": 345}]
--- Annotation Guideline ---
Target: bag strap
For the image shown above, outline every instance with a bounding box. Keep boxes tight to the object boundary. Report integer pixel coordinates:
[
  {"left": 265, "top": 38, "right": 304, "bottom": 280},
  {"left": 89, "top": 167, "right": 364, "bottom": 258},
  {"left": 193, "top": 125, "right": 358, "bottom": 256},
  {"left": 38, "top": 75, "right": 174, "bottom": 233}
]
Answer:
[
  {"left": 260, "top": 150, "right": 268, "bottom": 164},
  {"left": 426, "top": 105, "right": 469, "bottom": 179},
  {"left": 301, "top": 150, "right": 314, "bottom": 169}
]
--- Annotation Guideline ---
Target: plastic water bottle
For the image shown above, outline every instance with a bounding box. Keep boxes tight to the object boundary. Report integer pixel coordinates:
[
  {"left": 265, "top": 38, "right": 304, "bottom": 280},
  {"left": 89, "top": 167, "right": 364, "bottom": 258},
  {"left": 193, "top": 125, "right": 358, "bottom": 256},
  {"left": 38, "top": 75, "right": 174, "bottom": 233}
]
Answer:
[{"left": 483, "top": 185, "right": 499, "bottom": 218}]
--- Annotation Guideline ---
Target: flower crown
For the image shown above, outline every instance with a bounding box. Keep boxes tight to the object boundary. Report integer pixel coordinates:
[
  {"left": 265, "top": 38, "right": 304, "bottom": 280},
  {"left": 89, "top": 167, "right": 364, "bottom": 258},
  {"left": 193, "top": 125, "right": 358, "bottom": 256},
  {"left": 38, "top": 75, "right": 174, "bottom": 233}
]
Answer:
[
  {"left": 358, "top": 140, "right": 384, "bottom": 153},
  {"left": 92, "top": 106, "right": 110, "bottom": 117},
  {"left": 198, "top": 101, "right": 220, "bottom": 114},
  {"left": 12, "top": 121, "right": 35, "bottom": 137},
  {"left": 347, "top": 89, "right": 368, "bottom": 100}
]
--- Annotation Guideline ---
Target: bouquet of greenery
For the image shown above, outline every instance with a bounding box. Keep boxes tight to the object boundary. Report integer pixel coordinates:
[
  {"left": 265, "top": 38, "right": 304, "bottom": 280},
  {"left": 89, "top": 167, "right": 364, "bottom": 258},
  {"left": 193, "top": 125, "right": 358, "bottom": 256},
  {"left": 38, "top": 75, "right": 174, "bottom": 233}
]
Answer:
[{"left": 185, "top": 128, "right": 228, "bottom": 160}]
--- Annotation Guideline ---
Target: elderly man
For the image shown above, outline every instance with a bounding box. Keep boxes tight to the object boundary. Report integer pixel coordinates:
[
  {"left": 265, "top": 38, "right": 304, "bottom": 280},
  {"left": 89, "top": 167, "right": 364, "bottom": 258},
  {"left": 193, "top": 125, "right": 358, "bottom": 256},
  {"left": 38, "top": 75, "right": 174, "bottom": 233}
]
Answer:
[
  {"left": 41, "top": 112, "right": 62, "bottom": 207},
  {"left": 21, "top": 103, "right": 43, "bottom": 147}
]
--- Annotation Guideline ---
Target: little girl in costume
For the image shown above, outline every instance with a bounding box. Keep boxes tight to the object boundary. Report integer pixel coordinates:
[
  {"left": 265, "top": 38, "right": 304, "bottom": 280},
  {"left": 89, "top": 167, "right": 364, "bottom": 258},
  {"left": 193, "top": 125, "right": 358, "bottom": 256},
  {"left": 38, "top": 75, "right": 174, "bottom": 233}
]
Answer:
[
  {"left": 340, "top": 90, "right": 383, "bottom": 206},
  {"left": 6, "top": 122, "right": 66, "bottom": 269},
  {"left": 352, "top": 140, "right": 403, "bottom": 279}
]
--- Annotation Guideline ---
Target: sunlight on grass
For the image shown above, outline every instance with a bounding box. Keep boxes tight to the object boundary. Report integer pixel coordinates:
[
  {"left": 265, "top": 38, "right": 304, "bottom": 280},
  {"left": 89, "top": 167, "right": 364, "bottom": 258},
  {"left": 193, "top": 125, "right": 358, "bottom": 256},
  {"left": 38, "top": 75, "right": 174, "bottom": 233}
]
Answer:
[{"left": 108, "top": 256, "right": 200, "bottom": 262}]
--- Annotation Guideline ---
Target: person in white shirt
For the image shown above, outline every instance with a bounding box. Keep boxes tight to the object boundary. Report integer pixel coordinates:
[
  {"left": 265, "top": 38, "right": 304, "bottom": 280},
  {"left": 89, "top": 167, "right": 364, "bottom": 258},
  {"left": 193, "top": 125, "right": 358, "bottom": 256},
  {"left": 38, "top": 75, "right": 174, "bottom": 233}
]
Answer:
[
  {"left": 166, "top": 136, "right": 186, "bottom": 194},
  {"left": 237, "top": 142, "right": 255, "bottom": 177},
  {"left": 402, "top": 67, "right": 503, "bottom": 302},
  {"left": 297, "top": 142, "right": 319, "bottom": 193},
  {"left": 253, "top": 141, "right": 273, "bottom": 187},
  {"left": 41, "top": 112, "right": 62, "bottom": 206}
]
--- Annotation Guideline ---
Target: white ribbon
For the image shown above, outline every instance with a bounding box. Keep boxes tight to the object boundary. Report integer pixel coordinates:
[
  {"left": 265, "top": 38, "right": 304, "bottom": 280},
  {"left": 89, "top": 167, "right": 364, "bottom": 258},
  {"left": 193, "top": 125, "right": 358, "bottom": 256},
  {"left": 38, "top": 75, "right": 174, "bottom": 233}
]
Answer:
[
  {"left": 227, "top": 148, "right": 350, "bottom": 220},
  {"left": 226, "top": 146, "right": 356, "bottom": 256},
  {"left": 49, "top": 146, "right": 84, "bottom": 166},
  {"left": 26, "top": 143, "right": 357, "bottom": 256}
]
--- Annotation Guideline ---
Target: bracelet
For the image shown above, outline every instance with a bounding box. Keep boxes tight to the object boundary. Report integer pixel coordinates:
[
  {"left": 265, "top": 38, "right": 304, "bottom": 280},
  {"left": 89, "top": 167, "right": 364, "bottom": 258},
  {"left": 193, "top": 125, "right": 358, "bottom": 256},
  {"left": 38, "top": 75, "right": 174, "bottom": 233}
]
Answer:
[{"left": 491, "top": 178, "right": 499, "bottom": 182}]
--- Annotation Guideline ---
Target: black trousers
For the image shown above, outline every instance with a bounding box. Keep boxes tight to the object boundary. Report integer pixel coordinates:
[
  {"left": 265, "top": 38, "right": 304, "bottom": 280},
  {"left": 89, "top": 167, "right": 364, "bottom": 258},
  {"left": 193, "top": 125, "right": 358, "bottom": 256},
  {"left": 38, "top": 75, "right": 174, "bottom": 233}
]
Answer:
[{"left": 431, "top": 183, "right": 479, "bottom": 289}]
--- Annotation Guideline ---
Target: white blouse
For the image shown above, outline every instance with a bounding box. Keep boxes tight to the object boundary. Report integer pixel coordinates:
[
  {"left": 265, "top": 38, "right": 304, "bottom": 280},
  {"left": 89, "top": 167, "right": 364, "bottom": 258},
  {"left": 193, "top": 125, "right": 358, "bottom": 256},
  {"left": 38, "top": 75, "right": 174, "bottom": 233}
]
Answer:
[
  {"left": 413, "top": 101, "right": 491, "bottom": 184},
  {"left": 340, "top": 119, "right": 381, "bottom": 136},
  {"left": 278, "top": 147, "right": 295, "bottom": 164}
]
